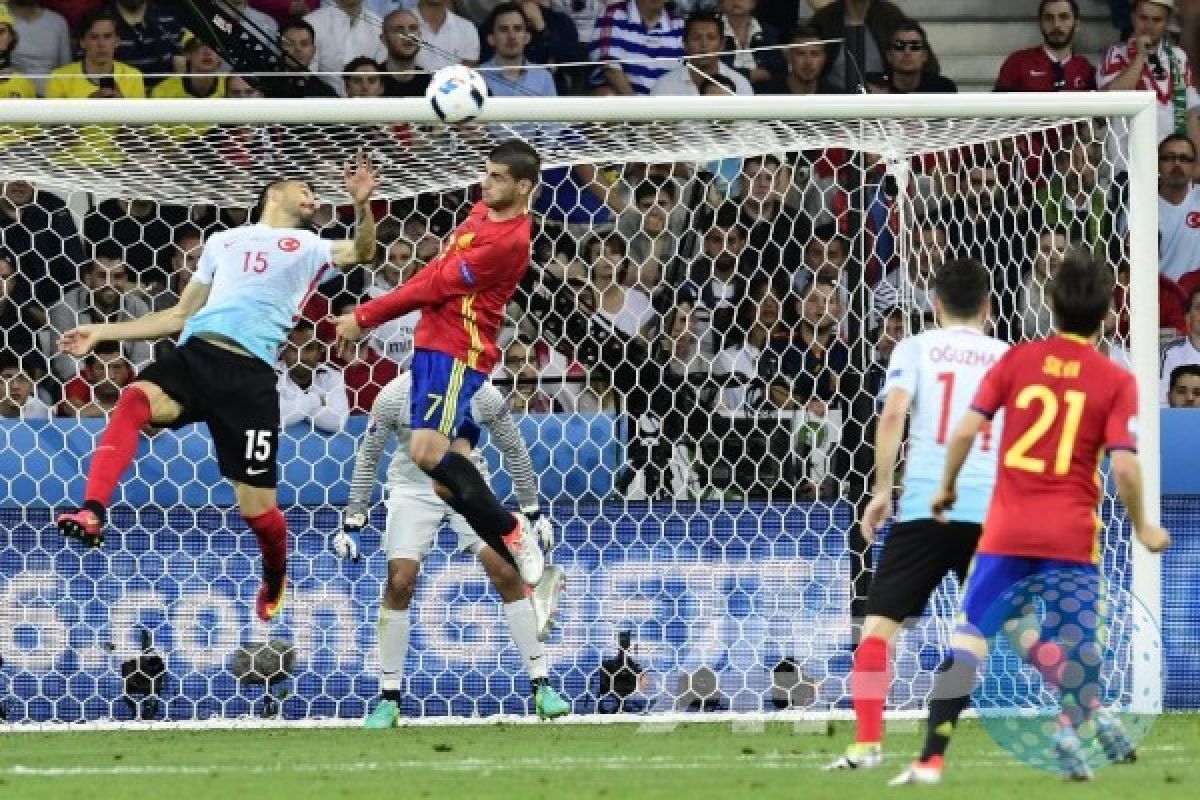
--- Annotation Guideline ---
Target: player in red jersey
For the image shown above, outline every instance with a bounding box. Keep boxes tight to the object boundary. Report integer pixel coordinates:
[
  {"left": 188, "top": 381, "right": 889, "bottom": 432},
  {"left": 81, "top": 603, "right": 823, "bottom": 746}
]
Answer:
[
  {"left": 890, "top": 250, "right": 1170, "bottom": 785},
  {"left": 333, "top": 139, "right": 548, "bottom": 587}
]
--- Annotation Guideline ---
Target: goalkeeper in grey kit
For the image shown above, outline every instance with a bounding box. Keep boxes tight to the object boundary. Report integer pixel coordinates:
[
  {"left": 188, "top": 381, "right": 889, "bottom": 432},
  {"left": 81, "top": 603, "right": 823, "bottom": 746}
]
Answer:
[{"left": 337, "top": 372, "right": 570, "bottom": 725}]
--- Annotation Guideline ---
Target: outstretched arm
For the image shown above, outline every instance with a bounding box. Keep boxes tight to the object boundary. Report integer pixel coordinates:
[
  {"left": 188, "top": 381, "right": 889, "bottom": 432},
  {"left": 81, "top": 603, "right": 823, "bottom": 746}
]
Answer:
[
  {"left": 330, "top": 151, "right": 380, "bottom": 269},
  {"left": 59, "top": 279, "right": 211, "bottom": 355}
]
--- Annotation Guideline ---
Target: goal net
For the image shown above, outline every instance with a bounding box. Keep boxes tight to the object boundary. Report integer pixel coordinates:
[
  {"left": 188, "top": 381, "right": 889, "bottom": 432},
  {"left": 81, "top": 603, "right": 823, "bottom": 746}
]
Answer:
[{"left": 0, "top": 94, "right": 1162, "bottom": 725}]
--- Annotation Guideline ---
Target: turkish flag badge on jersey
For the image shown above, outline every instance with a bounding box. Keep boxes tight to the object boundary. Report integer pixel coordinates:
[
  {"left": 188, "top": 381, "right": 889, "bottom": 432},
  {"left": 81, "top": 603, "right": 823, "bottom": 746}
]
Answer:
[{"left": 278, "top": 236, "right": 301, "bottom": 252}]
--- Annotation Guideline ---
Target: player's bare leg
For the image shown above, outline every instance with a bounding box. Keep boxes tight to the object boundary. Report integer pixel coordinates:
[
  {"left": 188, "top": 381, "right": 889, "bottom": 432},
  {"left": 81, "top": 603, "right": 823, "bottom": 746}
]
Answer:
[
  {"left": 235, "top": 483, "right": 288, "bottom": 622},
  {"left": 477, "top": 545, "right": 569, "bottom": 719},
  {"left": 364, "top": 557, "right": 419, "bottom": 729},
  {"left": 826, "top": 614, "right": 900, "bottom": 770},
  {"left": 414, "top": 429, "right": 544, "bottom": 584},
  {"left": 58, "top": 380, "right": 182, "bottom": 547}
]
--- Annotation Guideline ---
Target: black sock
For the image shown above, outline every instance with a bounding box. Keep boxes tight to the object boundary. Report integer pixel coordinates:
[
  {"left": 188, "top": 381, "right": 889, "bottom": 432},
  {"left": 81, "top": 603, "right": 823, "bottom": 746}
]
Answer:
[
  {"left": 263, "top": 566, "right": 286, "bottom": 594},
  {"left": 83, "top": 499, "right": 107, "bottom": 523},
  {"left": 920, "top": 650, "right": 979, "bottom": 762},
  {"left": 381, "top": 689, "right": 402, "bottom": 704},
  {"left": 426, "top": 451, "right": 518, "bottom": 568}
]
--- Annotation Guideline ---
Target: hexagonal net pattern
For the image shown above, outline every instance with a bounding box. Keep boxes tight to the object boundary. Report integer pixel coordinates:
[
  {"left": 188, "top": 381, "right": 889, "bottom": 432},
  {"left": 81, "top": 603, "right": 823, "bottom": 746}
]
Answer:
[{"left": 0, "top": 101, "right": 1159, "bottom": 725}]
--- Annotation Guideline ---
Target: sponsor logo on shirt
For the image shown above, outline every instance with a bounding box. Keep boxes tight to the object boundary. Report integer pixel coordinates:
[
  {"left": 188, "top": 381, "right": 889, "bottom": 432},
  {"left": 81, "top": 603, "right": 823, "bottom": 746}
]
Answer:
[
  {"left": 887, "top": 368, "right": 903, "bottom": 380},
  {"left": 458, "top": 258, "right": 476, "bottom": 286},
  {"left": 455, "top": 232, "right": 476, "bottom": 251},
  {"left": 278, "top": 236, "right": 301, "bottom": 252}
]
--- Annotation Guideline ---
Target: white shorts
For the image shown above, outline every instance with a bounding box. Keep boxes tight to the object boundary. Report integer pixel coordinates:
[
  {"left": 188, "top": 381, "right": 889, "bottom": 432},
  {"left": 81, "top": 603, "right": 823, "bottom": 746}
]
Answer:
[{"left": 383, "top": 486, "right": 485, "bottom": 562}]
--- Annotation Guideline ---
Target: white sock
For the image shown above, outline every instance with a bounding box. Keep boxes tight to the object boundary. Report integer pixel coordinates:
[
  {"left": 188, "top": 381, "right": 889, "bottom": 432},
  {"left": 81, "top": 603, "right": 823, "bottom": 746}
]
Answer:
[
  {"left": 503, "top": 598, "right": 547, "bottom": 681},
  {"left": 378, "top": 607, "right": 410, "bottom": 692}
]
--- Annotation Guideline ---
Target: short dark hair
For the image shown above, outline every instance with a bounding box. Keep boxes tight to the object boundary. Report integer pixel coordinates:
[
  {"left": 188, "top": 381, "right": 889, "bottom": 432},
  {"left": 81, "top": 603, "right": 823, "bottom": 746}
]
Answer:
[
  {"left": 934, "top": 258, "right": 991, "bottom": 319},
  {"left": 633, "top": 177, "right": 677, "bottom": 207},
  {"left": 1038, "top": 0, "right": 1080, "bottom": 18},
  {"left": 889, "top": 19, "right": 928, "bottom": 46},
  {"left": 488, "top": 2, "right": 530, "bottom": 34},
  {"left": 79, "top": 8, "right": 119, "bottom": 37},
  {"left": 91, "top": 340, "right": 121, "bottom": 358},
  {"left": 684, "top": 9, "right": 723, "bottom": 41},
  {"left": 488, "top": 139, "right": 541, "bottom": 184},
  {"left": 253, "top": 178, "right": 311, "bottom": 221},
  {"left": 279, "top": 16, "right": 315, "bottom": 41},
  {"left": 91, "top": 239, "right": 124, "bottom": 262},
  {"left": 1170, "top": 364, "right": 1200, "bottom": 390},
  {"left": 1049, "top": 247, "right": 1114, "bottom": 336},
  {"left": 1159, "top": 132, "right": 1196, "bottom": 159},
  {"left": 788, "top": 24, "right": 823, "bottom": 44},
  {"left": 344, "top": 56, "right": 381, "bottom": 73},
  {"left": 174, "top": 224, "right": 204, "bottom": 247}
]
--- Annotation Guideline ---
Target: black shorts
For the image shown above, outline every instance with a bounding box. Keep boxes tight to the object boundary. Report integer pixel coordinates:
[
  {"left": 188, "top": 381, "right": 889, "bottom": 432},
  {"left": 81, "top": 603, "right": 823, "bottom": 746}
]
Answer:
[
  {"left": 138, "top": 338, "right": 280, "bottom": 488},
  {"left": 864, "top": 519, "right": 982, "bottom": 623}
]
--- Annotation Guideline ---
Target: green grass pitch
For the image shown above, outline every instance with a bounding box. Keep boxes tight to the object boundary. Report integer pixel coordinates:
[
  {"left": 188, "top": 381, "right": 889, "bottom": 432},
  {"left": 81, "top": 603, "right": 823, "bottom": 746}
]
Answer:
[{"left": 3, "top": 715, "right": 1197, "bottom": 800}]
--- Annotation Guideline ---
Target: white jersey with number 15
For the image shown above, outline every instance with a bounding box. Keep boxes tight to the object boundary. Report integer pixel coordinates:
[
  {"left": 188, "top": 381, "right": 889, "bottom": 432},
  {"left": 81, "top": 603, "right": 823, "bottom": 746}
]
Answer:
[{"left": 882, "top": 326, "right": 1010, "bottom": 525}]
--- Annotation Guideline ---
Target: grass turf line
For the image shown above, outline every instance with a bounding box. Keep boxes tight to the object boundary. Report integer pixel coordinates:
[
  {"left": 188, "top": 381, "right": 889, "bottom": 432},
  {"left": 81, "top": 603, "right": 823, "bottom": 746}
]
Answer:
[{"left": 1, "top": 715, "right": 1197, "bottom": 800}]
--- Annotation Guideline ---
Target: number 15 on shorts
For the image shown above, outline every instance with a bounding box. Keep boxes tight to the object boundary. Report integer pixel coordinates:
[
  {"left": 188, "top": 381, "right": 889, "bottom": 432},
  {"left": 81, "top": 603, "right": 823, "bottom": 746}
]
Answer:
[{"left": 244, "top": 429, "right": 273, "bottom": 464}]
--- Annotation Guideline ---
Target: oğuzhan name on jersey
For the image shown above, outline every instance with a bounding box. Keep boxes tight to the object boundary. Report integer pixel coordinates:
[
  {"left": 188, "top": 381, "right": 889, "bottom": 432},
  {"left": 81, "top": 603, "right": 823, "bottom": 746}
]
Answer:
[
  {"left": 882, "top": 326, "right": 1010, "bottom": 524},
  {"left": 345, "top": 373, "right": 538, "bottom": 518},
  {"left": 180, "top": 225, "right": 334, "bottom": 365}
]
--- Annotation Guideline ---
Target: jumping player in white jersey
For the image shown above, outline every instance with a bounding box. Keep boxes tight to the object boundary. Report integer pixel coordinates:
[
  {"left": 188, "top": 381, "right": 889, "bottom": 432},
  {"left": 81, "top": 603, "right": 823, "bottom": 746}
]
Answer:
[
  {"left": 56, "top": 153, "right": 380, "bottom": 623},
  {"left": 336, "top": 372, "right": 571, "bottom": 726},
  {"left": 827, "top": 257, "right": 1009, "bottom": 770}
]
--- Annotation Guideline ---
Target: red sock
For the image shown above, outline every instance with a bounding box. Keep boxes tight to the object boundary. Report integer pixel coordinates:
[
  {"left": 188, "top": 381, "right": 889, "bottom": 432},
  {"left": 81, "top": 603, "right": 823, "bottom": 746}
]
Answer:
[
  {"left": 851, "top": 636, "right": 891, "bottom": 744},
  {"left": 84, "top": 386, "right": 151, "bottom": 508},
  {"left": 1027, "top": 640, "right": 1065, "bottom": 689},
  {"left": 245, "top": 507, "right": 288, "bottom": 581}
]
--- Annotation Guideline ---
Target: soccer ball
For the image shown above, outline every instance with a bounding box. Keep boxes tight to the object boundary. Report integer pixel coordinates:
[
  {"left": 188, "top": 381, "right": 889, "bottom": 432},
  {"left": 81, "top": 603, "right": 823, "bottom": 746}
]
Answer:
[{"left": 426, "top": 65, "right": 489, "bottom": 124}]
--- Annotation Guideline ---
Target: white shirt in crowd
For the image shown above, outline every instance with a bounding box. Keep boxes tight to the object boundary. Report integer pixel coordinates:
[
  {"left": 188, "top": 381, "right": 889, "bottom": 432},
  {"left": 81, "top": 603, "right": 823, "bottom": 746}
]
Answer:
[
  {"left": 414, "top": 4, "right": 481, "bottom": 71},
  {"left": 306, "top": 3, "right": 387, "bottom": 94},
  {"left": 1159, "top": 185, "right": 1200, "bottom": 282},
  {"left": 650, "top": 62, "right": 753, "bottom": 96},
  {"left": 598, "top": 288, "right": 655, "bottom": 337},
  {"left": 366, "top": 281, "right": 421, "bottom": 369},
  {"left": 278, "top": 366, "right": 351, "bottom": 433},
  {"left": 1161, "top": 335, "right": 1200, "bottom": 403}
]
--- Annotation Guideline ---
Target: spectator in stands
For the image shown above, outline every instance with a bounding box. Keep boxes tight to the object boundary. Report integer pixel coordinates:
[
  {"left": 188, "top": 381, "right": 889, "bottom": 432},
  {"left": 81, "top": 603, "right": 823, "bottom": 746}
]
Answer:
[
  {"left": 46, "top": 9, "right": 145, "bottom": 99},
  {"left": 0, "top": 354, "right": 51, "bottom": 419},
  {"left": 866, "top": 20, "right": 957, "bottom": 94},
  {"left": 83, "top": 198, "right": 183, "bottom": 285},
  {"left": 551, "top": 0, "right": 603, "bottom": 47},
  {"left": 1161, "top": 286, "right": 1200, "bottom": 402},
  {"left": 864, "top": 304, "right": 907, "bottom": 400},
  {"left": 871, "top": 218, "right": 945, "bottom": 331},
  {"left": 59, "top": 340, "right": 133, "bottom": 418},
  {"left": 771, "top": 277, "right": 849, "bottom": 416},
  {"left": 0, "top": 7, "right": 36, "bottom": 100},
  {"left": 227, "top": 73, "right": 265, "bottom": 97},
  {"left": 1100, "top": 0, "right": 1200, "bottom": 149},
  {"left": 0, "top": 246, "right": 37, "bottom": 357},
  {"left": 343, "top": 55, "right": 385, "bottom": 97},
  {"left": 587, "top": 233, "right": 656, "bottom": 337},
  {"left": 481, "top": 3, "right": 557, "bottom": 98},
  {"left": 41, "top": 241, "right": 152, "bottom": 382},
  {"left": 3, "top": 1, "right": 70, "bottom": 96},
  {"left": 504, "top": 1, "right": 582, "bottom": 94},
  {"left": 109, "top": 0, "right": 183, "bottom": 88},
  {"left": 365, "top": 235, "right": 422, "bottom": 367},
  {"left": 713, "top": 286, "right": 780, "bottom": 411},
  {"left": 995, "top": 0, "right": 1097, "bottom": 92},
  {"left": 306, "top": 0, "right": 386, "bottom": 95},
  {"left": 148, "top": 225, "right": 203, "bottom": 312},
  {"left": 248, "top": 0, "right": 319, "bottom": 23},
  {"left": 151, "top": 30, "right": 226, "bottom": 100},
  {"left": 502, "top": 335, "right": 561, "bottom": 412},
  {"left": 793, "top": 224, "right": 850, "bottom": 296},
  {"left": 718, "top": 0, "right": 783, "bottom": 92},
  {"left": 1158, "top": 133, "right": 1200, "bottom": 282},
  {"left": 619, "top": 177, "right": 684, "bottom": 270},
  {"left": 811, "top": 0, "right": 938, "bottom": 93},
  {"left": 1035, "top": 138, "right": 1110, "bottom": 257},
  {"left": 1167, "top": 363, "right": 1200, "bottom": 406},
  {"left": 735, "top": 153, "right": 808, "bottom": 282},
  {"left": 688, "top": 205, "right": 747, "bottom": 355},
  {"left": 1014, "top": 227, "right": 1068, "bottom": 340},
  {"left": 278, "top": 322, "right": 350, "bottom": 432},
  {"left": 380, "top": 8, "right": 431, "bottom": 96},
  {"left": 650, "top": 297, "right": 710, "bottom": 381},
  {"left": 218, "top": 0, "right": 279, "bottom": 39},
  {"left": 590, "top": 0, "right": 684, "bottom": 95},
  {"left": 651, "top": 8, "right": 752, "bottom": 95},
  {"left": 413, "top": 0, "right": 481, "bottom": 70},
  {"left": 279, "top": 15, "right": 338, "bottom": 96},
  {"left": 761, "top": 23, "right": 835, "bottom": 95},
  {"left": 0, "top": 179, "right": 85, "bottom": 323}
]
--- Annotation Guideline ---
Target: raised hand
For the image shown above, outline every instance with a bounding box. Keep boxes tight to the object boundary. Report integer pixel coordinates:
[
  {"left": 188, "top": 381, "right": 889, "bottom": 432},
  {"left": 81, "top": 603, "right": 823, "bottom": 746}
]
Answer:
[{"left": 344, "top": 150, "right": 380, "bottom": 205}]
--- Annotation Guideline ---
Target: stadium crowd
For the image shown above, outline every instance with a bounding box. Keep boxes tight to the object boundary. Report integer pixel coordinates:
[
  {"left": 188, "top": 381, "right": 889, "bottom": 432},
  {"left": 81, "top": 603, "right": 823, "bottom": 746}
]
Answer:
[{"left": 2, "top": 0, "right": 1200, "bottom": 500}]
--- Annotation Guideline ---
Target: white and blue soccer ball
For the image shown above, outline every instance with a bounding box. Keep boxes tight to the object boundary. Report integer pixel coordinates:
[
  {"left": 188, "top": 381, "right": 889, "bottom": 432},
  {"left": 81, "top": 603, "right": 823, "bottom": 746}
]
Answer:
[{"left": 426, "top": 65, "right": 489, "bottom": 124}]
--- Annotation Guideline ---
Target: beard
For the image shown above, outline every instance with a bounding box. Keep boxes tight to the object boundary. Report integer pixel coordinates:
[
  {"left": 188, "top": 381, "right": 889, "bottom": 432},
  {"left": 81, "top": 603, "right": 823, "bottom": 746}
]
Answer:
[{"left": 1043, "top": 26, "right": 1075, "bottom": 49}]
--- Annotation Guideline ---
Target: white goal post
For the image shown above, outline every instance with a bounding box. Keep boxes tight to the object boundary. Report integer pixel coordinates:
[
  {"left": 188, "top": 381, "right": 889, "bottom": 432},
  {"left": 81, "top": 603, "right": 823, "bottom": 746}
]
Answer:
[{"left": 0, "top": 92, "right": 1163, "bottom": 724}]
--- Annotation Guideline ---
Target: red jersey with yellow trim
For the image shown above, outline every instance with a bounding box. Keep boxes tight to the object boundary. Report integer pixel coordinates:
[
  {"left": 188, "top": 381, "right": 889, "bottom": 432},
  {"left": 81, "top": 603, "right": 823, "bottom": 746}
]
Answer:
[
  {"left": 970, "top": 335, "right": 1139, "bottom": 564},
  {"left": 355, "top": 203, "right": 531, "bottom": 373}
]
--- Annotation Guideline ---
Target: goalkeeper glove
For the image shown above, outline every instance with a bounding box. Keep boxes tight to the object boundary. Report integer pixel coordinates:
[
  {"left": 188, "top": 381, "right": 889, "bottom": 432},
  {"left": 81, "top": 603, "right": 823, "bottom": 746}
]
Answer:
[
  {"left": 522, "top": 507, "right": 554, "bottom": 549},
  {"left": 333, "top": 510, "right": 366, "bottom": 561}
]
